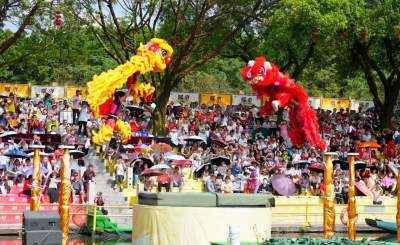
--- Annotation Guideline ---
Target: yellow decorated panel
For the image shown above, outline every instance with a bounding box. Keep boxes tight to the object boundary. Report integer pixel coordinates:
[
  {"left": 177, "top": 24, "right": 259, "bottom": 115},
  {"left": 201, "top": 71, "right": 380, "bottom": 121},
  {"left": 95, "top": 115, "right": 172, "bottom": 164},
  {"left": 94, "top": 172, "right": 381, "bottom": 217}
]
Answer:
[
  {"left": 0, "top": 83, "right": 29, "bottom": 97},
  {"left": 200, "top": 93, "right": 232, "bottom": 105},
  {"left": 320, "top": 98, "right": 351, "bottom": 110},
  {"left": 65, "top": 86, "right": 88, "bottom": 99}
]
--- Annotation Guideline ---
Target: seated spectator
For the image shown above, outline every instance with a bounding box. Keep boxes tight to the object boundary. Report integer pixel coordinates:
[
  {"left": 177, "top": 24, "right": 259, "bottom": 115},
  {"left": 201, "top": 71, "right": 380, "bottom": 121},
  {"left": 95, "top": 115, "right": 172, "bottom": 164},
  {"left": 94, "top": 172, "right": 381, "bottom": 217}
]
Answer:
[
  {"left": 71, "top": 172, "right": 85, "bottom": 203},
  {"left": 157, "top": 169, "right": 171, "bottom": 192},
  {"left": 205, "top": 175, "right": 216, "bottom": 193}
]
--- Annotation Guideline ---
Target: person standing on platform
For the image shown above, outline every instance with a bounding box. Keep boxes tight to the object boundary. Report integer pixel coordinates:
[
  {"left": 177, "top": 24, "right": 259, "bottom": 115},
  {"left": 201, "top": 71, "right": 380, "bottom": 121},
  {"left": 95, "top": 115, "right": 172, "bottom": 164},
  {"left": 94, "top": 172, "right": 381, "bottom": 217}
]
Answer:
[{"left": 72, "top": 90, "right": 82, "bottom": 125}]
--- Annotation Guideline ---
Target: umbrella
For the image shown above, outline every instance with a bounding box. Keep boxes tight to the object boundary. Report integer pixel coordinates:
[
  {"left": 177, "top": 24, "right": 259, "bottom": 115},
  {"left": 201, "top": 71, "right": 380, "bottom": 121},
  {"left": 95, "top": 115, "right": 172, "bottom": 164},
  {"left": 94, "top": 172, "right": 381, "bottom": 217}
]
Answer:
[
  {"left": 140, "top": 168, "right": 163, "bottom": 176},
  {"left": 122, "top": 144, "right": 134, "bottom": 149},
  {"left": 150, "top": 163, "right": 171, "bottom": 170},
  {"left": 172, "top": 159, "right": 192, "bottom": 167},
  {"left": 131, "top": 157, "right": 154, "bottom": 168},
  {"left": 4, "top": 148, "right": 29, "bottom": 159},
  {"left": 165, "top": 154, "right": 185, "bottom": 161},
  {"left": 27, "top": 152, "right": 49, "bottom": 157},
  {"left": 334, "top": 160, "right": 367, "bottom": 170},
  {"left": 133, "top": 144, "right": 152, "bottom": 153},
  {"left": 125, "top": 105, "right": 145, "bottom": 117},
  {"left": 70, "top": 150, "right": 85, "bottom": 159},
  {"left": 358, "top": 141, "right": 381, "bottom": 149},
  {"left": 210, "top": 156, "right": 231, "bottom": 166},
  {"left": 194, "top": 163, "right": 211, "bottom": 178},
  {"left": 270, "top": 175, "right": 296, "bottom": 196},
  {"left": 0, "top": 131, "right": 17, "bottom": 138},
  {"left": 211, "top": 138, "right": 227, "bottom": 147},
  {"left": 0, "top": 94, "right": 8, "bottom": 99},
  {"left": 293, "top": 160, "right": 310, "bottom": 167},
  {"left": 184, "top": 136, "right": 205, "bottom": 144},
  {"left": 355, "top": 181, "right": 373, "bottom": 197},
  {"left": 23, "top": 166, "right": 49, "bottom": 176},
  {"left": 150, "top": 143, "right": 172, "bottom": 153},
  {"left": 308, "top": 164, "right": 325, "bottom": 173}
]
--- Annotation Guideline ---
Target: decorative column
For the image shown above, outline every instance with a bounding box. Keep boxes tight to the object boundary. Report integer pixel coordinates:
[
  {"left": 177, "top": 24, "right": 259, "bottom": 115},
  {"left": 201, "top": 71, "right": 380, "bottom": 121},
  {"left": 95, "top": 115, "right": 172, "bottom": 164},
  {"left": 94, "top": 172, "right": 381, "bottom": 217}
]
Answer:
[
  {"left": 397, "top": 165, "right": 400, "bottom": 242},
  {"left": 29, "top": 145, "right": 45, "bottom": 211},
  {"left": 323, "top": 152, "right": 336, "bottom": 239},
  {"left": 58, "top": 145, "right": 74, "bottom": 245},
  {"left": 347, "top": 153, "right": 359, "bottom": 240}
]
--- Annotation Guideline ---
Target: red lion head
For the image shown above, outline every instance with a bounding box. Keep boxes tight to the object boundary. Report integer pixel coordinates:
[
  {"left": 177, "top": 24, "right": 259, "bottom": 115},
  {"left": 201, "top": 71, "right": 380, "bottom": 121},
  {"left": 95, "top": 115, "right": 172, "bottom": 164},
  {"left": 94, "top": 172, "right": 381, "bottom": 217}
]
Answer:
[{"left": 240, "top": 56, "right": 283, "bottom": 87}]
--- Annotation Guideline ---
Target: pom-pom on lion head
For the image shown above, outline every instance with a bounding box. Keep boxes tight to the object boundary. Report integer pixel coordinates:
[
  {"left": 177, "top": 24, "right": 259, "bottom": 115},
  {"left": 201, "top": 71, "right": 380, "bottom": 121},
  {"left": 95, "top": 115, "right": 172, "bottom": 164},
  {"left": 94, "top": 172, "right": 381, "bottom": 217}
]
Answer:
[{"left": 241, "top": 56, "right": 280, "bottom": 87}]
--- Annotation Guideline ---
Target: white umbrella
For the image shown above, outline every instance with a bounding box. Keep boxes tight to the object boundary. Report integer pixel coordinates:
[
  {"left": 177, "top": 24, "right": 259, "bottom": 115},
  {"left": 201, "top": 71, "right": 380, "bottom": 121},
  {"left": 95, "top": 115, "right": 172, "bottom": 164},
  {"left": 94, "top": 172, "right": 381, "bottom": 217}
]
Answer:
[
  {"left": 122, "top": 144, "right": 134, "bottom": 149},
  {"left": 28, "top": 152, "right": 49, "bottom": 157},
  {"left": 150, "top": 164, "right": 171, "bottom": 170},
  {"left": 184, "top": 136, "right": 205, "bottom": 143},
  {"left": 165, "top": 154, "right": 185, "bottom": 161},
  {"left": 0, "top": 131, "right": 17, "bottom": 138}
]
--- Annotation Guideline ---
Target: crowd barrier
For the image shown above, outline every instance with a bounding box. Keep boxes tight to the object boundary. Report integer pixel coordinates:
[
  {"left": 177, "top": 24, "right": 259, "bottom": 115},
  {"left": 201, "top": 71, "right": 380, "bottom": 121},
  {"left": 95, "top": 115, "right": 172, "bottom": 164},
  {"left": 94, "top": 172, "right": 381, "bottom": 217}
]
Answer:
[{"left": 0, "top": 83, "right": 374, "bottom": 111}]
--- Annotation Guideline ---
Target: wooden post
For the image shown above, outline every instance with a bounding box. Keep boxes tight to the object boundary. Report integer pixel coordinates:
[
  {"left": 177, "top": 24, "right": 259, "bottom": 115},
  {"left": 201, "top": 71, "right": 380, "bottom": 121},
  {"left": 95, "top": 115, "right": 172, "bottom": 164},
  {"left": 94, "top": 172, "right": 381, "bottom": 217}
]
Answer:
[
  {"left": 347, "top": 153, "right": 359, "bottom": 240},
  {"left": 323, "top": 152, "right": 336, "bottom": 239},
  {"left": 58, "top": 145, "right": 74, "bottom": 245},
  {"left": 29, "top": 145, "right": 45, "bottom": 211}
]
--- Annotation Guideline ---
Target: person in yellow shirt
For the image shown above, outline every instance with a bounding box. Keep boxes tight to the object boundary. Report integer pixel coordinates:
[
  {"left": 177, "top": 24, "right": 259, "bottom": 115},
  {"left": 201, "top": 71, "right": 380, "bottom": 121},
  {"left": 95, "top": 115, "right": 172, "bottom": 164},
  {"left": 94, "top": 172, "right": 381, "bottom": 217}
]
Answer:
[
  {"left": 5, "top": 94, "right": 16, "bottom": 113},
  {"left": 8, "top": 113, "right": 19, "bottom": 129}
]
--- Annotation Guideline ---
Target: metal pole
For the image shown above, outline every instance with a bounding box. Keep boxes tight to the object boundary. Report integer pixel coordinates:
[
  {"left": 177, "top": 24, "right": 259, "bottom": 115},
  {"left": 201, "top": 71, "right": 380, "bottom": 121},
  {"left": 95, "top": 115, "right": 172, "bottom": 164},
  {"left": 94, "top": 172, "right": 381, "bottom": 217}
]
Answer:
[
  {"left": 29, "top": 145, "right": 45, "bottom": 211},
  {"left": 58, "top": 145, "right": 74, "bottom": 245},
  {"left": 347, "top": 153, "right": 359, "bottom": 240},
  {"left": 323, "top": 152, "right": 336, "bottom": 239}
]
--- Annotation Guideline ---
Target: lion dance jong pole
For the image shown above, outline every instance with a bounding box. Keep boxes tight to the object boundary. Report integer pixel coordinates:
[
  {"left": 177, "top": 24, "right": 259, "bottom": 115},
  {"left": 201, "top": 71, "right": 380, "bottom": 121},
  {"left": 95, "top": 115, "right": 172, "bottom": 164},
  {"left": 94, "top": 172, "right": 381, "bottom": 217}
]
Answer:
[
  {"left": 87, "top": 38, "right": 173, "bottom": 145},
  {"left": 58, "top": 145, "right": 74, "bottom": 245}
]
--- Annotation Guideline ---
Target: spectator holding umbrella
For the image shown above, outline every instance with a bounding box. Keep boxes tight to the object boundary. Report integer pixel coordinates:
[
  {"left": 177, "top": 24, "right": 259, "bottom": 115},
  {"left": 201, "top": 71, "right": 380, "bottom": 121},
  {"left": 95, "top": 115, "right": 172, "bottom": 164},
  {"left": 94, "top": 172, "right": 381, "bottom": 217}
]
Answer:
[{"left": 157, "top": 168, "right": 171, "bottom": 192}]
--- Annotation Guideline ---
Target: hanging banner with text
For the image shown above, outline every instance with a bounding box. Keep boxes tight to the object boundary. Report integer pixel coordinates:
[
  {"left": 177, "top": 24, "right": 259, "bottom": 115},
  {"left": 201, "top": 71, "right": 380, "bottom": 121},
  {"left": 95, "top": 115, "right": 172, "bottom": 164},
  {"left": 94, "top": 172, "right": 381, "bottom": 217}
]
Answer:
[
  {"left": 308, "top": 97, "right": 321, "bottom": 109},
  {"left": 232, "top": 95, "right": 261, "bottom": 106},
  {"left": 169, "top": 92, "right": 199, "bottom": 104},
  {"left": 0, "top": 83, "right": 30, "bottom": 98},
  {"left": 320, "top": 98, "right": 351, "bottom": 110},
  {"left": 65, "top": 86, "right": 88, "bottom": 99},
  {"left": 30, "top": 86, "right": 65, "bottom": 99},
  {"left": 351, "top": 100, "right": 374, "bottom": 111},
  {"left": 200, "top": 93, "right": 232, "bottom": 105}
]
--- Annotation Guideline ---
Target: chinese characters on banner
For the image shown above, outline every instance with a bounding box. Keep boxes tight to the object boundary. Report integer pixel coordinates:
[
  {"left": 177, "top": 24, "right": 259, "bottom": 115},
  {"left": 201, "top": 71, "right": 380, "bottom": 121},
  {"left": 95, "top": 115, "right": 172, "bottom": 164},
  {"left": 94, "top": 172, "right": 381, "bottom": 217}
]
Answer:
[
  {"left": 320, "top": 98, "right": 351, "bottom": 110},
  {"left": 30, "top": 86, "right": 65, "bottom": 99},
  {"left": 0, "top": 84, "right": 29, "bottom": 97},
  {"left": 200, "top": 93, "right": 232, "bottom": 105}
]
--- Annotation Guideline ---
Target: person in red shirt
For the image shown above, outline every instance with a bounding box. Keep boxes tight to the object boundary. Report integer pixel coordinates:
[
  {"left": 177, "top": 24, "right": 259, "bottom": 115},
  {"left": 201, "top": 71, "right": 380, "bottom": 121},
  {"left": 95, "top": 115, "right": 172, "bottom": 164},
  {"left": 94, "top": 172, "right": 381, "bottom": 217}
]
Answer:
[{"left": 157, "top": 169, "right": 171, "bottom": 192}]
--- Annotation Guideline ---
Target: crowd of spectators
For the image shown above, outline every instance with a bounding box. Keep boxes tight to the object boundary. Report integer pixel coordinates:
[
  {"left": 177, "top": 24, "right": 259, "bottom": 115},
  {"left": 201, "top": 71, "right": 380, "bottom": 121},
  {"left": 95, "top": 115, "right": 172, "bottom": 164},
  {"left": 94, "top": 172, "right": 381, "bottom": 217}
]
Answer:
[
  {"left": 1, "top": 90, "right": 400, "bottom": 204},
  {"left": 0, "top": 91, "right": 95, "bottom": 203}
]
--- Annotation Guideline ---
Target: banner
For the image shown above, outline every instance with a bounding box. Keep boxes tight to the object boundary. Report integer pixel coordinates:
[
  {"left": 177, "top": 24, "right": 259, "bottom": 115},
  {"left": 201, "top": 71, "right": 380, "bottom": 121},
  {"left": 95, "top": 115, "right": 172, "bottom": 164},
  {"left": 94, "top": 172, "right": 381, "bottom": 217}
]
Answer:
[
  {"left": 351, "top": 100, "right": 374, "bottom": 111},
  {"left": 30, "top": 85, "right": 65, "bottom": 99},
  {"left": 320, "top": 98, "right": 351, "bottom": 110},
  {"left": 169, "top": 92, "right": 199, "bottom": 104},
  {"left": 65, "top": 86, "right": 88, "bottom": 99},
  {"left": 232, "top": 95, "right": 261, "bottom": 106},
  {"left": 0, "top": 83, "right": 29, "bottom": 98},
  {"left": 308, "top": 97, "right": 321, "bottom": 109},
  {"left": 199, "top": 93, "right": 232, "bottom": 105}
]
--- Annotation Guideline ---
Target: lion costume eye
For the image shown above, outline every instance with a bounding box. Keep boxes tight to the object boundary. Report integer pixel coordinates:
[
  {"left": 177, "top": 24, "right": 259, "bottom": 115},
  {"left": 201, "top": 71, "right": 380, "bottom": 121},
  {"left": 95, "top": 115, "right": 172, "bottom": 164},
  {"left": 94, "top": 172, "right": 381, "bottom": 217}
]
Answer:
[
  {"left": 161, "top": 49, "right": 167, "bottom": 57},
  {"left": 258, "top": 67, "right": 265, "bottom": 75}
]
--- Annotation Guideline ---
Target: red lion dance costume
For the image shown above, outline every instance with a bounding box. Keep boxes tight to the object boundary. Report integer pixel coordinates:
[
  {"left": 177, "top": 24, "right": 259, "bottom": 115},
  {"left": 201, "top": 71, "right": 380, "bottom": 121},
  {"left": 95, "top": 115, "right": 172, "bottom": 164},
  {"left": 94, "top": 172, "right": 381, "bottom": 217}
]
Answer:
[{"left": 241, "top": 56, "right": 326, "bottom": 150}]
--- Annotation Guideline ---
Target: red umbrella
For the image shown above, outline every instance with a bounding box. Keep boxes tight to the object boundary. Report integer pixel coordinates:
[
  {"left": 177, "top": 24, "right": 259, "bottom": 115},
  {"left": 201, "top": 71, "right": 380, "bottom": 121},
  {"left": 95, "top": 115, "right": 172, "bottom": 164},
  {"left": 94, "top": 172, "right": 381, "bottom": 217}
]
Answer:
[
  {"left": 357, "top": 141, "right": 381, "bottom": 149},
  {"left": 211, "top": 138, "right": 227, "bottom": 147},
  {"left": 150, "top": 143, "right": 172, "bottom": 153},
  {"left": 270, "top": 175, "right": 296, "bottom": 196},
  {"left": 140, "top": 168, "right": 163, "bottom": 176},
  {"left": 172, "top": 159, "right": 192, "bottom": 167},
  {"left": 308, "top": 163, "right": 325, "bottom": 173}
]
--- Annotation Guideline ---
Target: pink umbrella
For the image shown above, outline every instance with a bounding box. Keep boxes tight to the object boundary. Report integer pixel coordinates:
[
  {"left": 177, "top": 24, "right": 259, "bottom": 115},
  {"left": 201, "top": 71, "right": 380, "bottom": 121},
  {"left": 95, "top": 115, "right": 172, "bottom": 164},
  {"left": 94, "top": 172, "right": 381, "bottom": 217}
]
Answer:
[
  {"left": 140, "top": 168, "right": 163, "bottom": 176},
  {"left": 270, "top": 175, "right": 296, "bottom": 196},
  {"left": 172, "top": 159, "right": 192, "bottom": 167}
]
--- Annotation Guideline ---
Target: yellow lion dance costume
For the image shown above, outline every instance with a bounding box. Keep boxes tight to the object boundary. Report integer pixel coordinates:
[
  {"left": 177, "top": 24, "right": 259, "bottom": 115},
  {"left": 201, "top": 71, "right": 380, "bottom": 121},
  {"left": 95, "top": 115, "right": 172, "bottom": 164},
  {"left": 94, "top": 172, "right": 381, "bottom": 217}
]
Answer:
[{"left": 88, "top": 38, "right": 173, "bottom": 145}]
